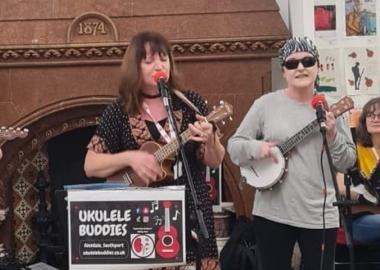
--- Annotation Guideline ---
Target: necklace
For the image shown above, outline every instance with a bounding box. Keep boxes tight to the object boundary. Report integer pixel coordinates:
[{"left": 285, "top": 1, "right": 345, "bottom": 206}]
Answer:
[{"left": 141, "top": 92, "right": 161, "bottom": 99}]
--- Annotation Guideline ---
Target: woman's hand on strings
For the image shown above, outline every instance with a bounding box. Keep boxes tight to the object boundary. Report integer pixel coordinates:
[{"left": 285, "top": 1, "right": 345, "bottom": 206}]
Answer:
[
  {"left": 128, "top": 151, "right": 163, "bottom": 186},
  {"left": 188, "top": 114, "right": 214, "bottom": 144}
]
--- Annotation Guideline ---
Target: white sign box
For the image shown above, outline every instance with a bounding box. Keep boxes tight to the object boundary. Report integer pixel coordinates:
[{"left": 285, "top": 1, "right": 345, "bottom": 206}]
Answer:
[{"left": 67, "top": 186, "right": 186, "bottom": 270}]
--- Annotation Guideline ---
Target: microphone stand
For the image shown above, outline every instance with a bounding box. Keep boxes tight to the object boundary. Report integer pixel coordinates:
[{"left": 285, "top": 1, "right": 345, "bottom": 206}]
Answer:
[
  {"left": 160, "top": 83, "right": 208, "bottom": 270},
  {"left": 318, "top": 120, "right": 356, "bottom": 270}
]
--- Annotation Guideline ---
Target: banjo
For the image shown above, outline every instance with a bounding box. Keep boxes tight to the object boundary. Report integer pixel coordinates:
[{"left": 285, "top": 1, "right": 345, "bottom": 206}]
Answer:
[{"left": 240, "top": 96, "right": 354, "bottom": 190}]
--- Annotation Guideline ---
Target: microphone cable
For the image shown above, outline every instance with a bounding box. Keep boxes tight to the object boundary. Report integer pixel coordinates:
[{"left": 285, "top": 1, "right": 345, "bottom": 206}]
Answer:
[{"left": 319, "top": 141, "right": 328, "bottom": 270}]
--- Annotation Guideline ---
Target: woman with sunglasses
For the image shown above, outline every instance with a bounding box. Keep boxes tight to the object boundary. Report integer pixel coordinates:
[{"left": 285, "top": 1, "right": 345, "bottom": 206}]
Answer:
[
  {"left": 337, "top": 98, "right": 380, "bottom": 245},
  {"left": 228, "top": 37, "right": 356, "bottom": 270}
]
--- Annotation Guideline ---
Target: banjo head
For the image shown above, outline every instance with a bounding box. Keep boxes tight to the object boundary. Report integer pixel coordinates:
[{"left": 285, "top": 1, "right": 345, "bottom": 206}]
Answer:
[{"left": 240, "top": 147, "right": 286, "bottom": 190}]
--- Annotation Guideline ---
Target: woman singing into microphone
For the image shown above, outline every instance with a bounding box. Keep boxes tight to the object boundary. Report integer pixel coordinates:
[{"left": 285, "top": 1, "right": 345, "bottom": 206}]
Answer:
[{"left": 84, "top": 31, "right": 224, "bottom": 269}]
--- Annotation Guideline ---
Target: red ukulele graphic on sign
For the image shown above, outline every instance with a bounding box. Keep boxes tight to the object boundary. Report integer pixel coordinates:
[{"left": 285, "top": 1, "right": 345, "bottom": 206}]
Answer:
[
  {"left": 156, "top": 201, "right": 180, "bottom": 259},
  {"left": 206, "top": 166, "right": 217, "bottom": 202}
]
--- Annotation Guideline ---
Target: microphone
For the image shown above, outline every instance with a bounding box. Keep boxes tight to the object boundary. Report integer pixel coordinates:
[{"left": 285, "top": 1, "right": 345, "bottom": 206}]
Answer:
[
  {"left": 311, "top": 95, "right": 327, "bottom": 132},
  {"left": 152, "top": 70, "right": 169, "bottom": 107}
]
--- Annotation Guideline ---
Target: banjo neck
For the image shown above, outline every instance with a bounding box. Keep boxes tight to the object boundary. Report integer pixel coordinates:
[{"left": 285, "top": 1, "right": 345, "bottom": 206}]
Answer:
[
  {"left": 278, "top": 96, "right": 354, "bottom": 155},
  {"left": 278, "top": 120, "right": 319, "bottom": 155}
]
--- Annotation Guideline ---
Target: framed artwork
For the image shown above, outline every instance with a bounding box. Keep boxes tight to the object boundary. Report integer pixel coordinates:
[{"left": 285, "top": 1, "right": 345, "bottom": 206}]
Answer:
[
  {"left": 345, "top": 0, "right": 377, "bottom": 37},
  {"left": 315, "top": 5, "right": 337, "bottom": 31},
  {"left": 344, "top": 47, "right": 378, "bottom": 95},
  {"left": 317, "top": 48, "right": 342, "bottom": 96}
]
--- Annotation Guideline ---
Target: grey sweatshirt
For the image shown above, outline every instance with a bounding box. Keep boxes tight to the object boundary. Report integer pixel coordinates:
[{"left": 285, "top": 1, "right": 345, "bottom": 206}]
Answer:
[{"left": 228, "top": 90, "right": 356, "bottom": 228}]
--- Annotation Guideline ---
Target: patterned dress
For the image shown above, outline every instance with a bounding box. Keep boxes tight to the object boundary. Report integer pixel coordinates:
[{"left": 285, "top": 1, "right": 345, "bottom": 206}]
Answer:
[{"left": 87, "top": 90, "right": 219, "bottom": 270}]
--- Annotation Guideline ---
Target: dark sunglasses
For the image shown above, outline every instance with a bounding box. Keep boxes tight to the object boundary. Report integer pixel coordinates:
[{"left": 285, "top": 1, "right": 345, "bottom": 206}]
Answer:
[{"left": 283, "top": 57, "right": 317, "bottom": 70}]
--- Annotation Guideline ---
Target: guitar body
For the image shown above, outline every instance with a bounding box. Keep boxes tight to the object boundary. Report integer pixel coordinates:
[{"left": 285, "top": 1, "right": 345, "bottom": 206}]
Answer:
[
  {"left": 155, "top": 225, "right": 180, "bottom": 259},
  {"left": 108, "top": 141, "right": 175, "bottom": 186},
  {"left": 240, "top": 147, "right": 287, "bottom": 190},
  {"left": 351, "top": 183, "right": 379, "bottom": 204}
]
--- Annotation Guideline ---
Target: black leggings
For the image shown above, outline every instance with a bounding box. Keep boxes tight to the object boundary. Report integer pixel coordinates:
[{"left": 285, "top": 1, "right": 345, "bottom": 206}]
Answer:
[{"left": 253, "top": 216, "right": 337, "bottom": 270}]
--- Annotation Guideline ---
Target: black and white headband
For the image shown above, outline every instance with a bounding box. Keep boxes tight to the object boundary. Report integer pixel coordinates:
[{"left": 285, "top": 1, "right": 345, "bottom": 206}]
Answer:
[{"left": 278, "top": 37, "right": 319, "bottom": 64}]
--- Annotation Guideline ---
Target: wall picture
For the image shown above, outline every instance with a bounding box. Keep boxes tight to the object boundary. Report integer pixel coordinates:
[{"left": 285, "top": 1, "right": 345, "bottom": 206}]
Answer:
[
  {"left": 315, "top": 5, "right": 337, "bottom": 31},
  {"left": 345, "top": 47, "right": 378, "bottom": 95},
  {"left": 345, "top": 0, "right": 377, "bottom": 36},
  {"left": 316, "top": 48, "right": 341, "bottom": 96}
]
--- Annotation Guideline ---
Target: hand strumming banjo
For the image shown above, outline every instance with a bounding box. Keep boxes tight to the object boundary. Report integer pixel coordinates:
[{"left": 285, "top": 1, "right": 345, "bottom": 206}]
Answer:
[{"left": 240, "top": 96, "right": 354, "bottom": 191}]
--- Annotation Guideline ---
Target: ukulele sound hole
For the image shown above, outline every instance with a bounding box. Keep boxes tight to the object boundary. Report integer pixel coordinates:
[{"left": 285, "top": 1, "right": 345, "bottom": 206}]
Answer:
[{"left": 162, "top": 235, "right": 174, "bottom": 247}]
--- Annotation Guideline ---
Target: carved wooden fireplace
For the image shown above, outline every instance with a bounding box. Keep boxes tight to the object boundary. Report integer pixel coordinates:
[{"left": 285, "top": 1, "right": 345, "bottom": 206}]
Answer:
[{"left": 0, "top": 0, "right": 288, "bottom": 264}]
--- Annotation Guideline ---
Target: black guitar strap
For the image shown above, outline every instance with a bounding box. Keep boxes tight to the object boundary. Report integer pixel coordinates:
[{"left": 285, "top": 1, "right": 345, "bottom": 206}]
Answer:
[{"left": 173, "top": 89, "right": 201, "bottom": 114}]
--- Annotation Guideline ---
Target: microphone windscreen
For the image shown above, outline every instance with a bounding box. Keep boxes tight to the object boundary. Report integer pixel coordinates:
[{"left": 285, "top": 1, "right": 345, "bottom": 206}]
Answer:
[
  {"left": 311, "top": 95, "right": 326, "bottom": 110},
  {"left": 152, "top": 70, "right": 168, "bottom": 83}
]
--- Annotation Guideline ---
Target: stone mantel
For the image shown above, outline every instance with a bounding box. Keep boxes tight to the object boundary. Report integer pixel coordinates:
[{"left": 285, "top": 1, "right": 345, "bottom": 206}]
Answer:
[{"left": 0, "top": 36, "right": 286, "bottom": 67}]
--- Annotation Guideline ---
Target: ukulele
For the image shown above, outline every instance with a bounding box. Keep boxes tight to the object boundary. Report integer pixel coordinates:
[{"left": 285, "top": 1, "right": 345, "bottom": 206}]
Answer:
[
  {"left": 206, "top": 166, "right": 217, "bottom": 202},
  {"left": 110, "top": 101, "right": 233, "bottom": 186},
  {"left": 155, "top": 201, "right": 180, "bottom": 259}
]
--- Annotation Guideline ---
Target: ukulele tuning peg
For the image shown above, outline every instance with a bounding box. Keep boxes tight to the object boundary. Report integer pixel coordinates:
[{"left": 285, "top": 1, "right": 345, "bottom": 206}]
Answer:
[
  {"left": 205, "top": 100, "right": 208, "bottom": 105},
  {"left": 219, "top": 100, "right": 224, "bottom": 105},
  {"left": 221, "top": 120, "right": 226, "bottom": 125},
  {"left": 229, "top": 116, "right": 233, "bottom": 121}
]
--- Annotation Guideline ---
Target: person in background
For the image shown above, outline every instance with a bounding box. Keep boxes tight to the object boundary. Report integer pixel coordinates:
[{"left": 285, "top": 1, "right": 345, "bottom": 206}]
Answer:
[
  {"left": 227, "top": 37, "right": 356, "bottom": 270},
  {"left": 84, "top": 31, "right": 225, "bottom": 270},
  {"left": 338, "top": 97, "right": 380, "bottom": 245}
]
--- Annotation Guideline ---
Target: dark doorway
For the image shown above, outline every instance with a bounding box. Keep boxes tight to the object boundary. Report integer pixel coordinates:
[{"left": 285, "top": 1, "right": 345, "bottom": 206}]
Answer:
[
  {"left": 41, "top": 126, "right": 105, "bottom": 269},
  {"left": 47, "top": 126, "right": 105, "bottom": 191}
]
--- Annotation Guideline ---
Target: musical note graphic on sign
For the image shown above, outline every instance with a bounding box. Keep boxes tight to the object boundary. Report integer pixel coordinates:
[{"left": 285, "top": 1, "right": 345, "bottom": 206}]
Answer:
[
  {"left": 153, "top": 215, "right": 163, "bottom": 226},
  {"left": 172, "top": 210, "right": 180, "bottom": 221},
  {"left": 150, "top": 201, "right": 159, "bottom": 213}
]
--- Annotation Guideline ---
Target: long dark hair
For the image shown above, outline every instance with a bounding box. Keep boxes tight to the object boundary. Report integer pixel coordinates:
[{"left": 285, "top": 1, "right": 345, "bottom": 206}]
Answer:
[
  {"left": 356, "top": 97, "right": 380, "bottom": 147},
  {"left": 119, "top": 31, "right": 182, "bottom": 114}
]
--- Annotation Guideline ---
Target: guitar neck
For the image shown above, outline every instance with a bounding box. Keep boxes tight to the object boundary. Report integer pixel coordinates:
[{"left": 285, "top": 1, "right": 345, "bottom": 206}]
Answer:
[
  {"left": 278, "top": 119, "right": 319, "bottom": 155},
  {"left": 164, "top": 207, "right": 170, "bottom": 232},
  {"left": 154, "top": 129, "right": 191, "bottom": 162}
]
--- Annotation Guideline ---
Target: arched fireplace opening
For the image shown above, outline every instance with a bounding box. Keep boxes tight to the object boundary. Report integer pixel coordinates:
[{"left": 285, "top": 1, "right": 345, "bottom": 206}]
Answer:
[{"left": 47, "top": 126, "right": 104, "bottom": 192}]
